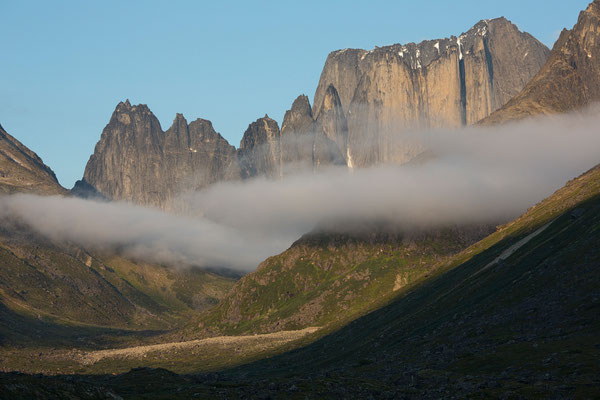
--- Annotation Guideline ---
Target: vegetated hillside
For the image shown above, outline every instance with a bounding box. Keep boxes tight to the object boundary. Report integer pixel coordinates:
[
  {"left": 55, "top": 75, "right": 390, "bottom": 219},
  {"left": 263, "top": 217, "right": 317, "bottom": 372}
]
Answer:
[
  {"left": 482, "top": 0, "right": 600, "bottom": 124},
  {"left": 194, "top": 225, "right": 493, "bottom": 337},
  {"left": 207, "top": 163, "right": 599, "bottom": 398},
  {"left": 0, "top": 224, "right": 235, "bottom": 345},
  {"left": 0, "top": 124, "right": 236, "bottom": 344},
  {"left": 0, "top": 124, "right": 66, "bottom": 195},
  {"left": 6, "top": 165, "right": 598, "bottom": 399}
]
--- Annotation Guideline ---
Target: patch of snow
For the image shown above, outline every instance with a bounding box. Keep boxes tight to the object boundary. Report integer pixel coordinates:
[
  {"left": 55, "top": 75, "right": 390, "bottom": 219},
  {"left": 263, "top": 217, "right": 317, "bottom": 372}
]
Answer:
[
  {"left": 189, "top": 148, "right": 197, "bottom": 153},
  {"left": 434, "top": 41, "right": 440, "bottom": 52},
  {"left": 523, "top": 51, "right": 529, "bottom": 58}
]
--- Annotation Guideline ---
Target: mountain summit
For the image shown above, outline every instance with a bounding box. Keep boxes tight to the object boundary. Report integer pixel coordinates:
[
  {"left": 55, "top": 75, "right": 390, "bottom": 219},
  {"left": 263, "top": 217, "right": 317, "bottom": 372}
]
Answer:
[
  {"left": 81, "top": 101, "right": 239, "bottom": 209},
  {"left": 483, "top": 0, "right": 600, "bottom": 123},
  {"left": 0, "top": 124, "right": 65, "bottom": 195}
]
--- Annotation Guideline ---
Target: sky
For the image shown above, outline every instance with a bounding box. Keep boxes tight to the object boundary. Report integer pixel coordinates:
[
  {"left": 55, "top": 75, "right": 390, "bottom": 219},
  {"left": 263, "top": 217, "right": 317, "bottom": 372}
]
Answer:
[{"left": 0, "top": 0, "right": 591, "bottom": 188}]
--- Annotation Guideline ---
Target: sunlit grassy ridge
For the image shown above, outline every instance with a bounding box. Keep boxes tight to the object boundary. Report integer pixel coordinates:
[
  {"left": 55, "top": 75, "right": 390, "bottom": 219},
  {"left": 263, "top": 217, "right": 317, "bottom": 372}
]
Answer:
[{"left": 194, "top": 225, "right": 492, "bottom": 337}]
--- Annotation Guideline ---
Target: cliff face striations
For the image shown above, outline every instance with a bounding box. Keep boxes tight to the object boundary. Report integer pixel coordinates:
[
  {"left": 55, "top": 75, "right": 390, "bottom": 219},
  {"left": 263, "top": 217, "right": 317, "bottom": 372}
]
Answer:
[
  {"left": 80, "top": 17, "right": 552, "bottom": 208},
  {"left": 482, "top": 0, "right": 600, "bottom": 124},
  {"left": 313, "top": 18, "right": 550, "bottom": 166},
  {"left": 82, "top": 100, "right": 239, "bottom": 209}
]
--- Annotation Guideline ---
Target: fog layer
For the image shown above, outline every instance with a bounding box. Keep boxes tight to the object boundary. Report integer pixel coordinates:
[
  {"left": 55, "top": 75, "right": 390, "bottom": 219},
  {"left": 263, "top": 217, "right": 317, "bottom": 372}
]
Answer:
[{"left": 1, "top": 108, "right": 599, "bottom": 271}]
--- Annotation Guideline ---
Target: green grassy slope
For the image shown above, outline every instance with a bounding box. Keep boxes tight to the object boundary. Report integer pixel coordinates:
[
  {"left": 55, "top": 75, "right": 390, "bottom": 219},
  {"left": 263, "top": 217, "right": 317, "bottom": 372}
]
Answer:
[
  {"left": 0, "top": 226, "right": 235, "bottom": 346},
  {"left": 212, "top": 164, "right": 600, "bottom": 398},
  {"left": 193, "top": 225, "right": 493, "bottom": 337}
]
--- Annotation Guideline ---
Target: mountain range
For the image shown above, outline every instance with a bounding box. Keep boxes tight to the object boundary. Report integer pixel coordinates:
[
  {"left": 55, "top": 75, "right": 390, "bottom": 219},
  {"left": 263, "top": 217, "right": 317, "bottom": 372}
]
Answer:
[
  {"left": 76, "top": 18, "right": 549, "bottom": 210},
  {"left": 1, "top": 1, "right": 600, "bottom": 398}
]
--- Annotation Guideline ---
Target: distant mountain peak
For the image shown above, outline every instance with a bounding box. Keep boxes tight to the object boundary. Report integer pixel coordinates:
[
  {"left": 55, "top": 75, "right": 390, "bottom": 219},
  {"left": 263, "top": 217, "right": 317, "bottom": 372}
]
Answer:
[{"left": 482, "top": 0, "right": 600, "bottom": 124}]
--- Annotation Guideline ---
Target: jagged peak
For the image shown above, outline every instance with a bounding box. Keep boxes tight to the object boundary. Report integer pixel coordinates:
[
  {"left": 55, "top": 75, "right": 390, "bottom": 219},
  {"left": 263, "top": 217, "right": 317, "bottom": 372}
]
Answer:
[
  {"left": 586, "top": 0, "right": 600, "bottom": 15},
  {"left": 173, "top": 113, "right": 187, "bottom": 124},
  {"left": 282, "top": 95, "right": 314, "bottom": 133},
  {"left": 114, "top": 99, "right": 152, "bottom": 114},
  {"left": 553, "top": 28, "right": 572, "bottom": 51},
  {"left": 188, "top": 118, "right": 219, "bottom": 134},
  {"left": 339, "top": 16, "right": 546, "bottom": 71},
  {"left": 290, "top": 95, "right": 312, "bottom": 116}
]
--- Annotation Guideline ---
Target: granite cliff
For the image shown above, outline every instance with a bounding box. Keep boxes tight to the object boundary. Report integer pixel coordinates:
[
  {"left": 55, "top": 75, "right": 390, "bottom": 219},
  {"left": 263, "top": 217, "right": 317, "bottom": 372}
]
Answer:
[
  {"left": 238, "top": 115, "right": 281, "bottom": 179},
  {"left": 81, "top": 100, "right": 239, "bottom": 209},
  {"left": 80, "top": 18, "right": 550, "bottom": 208},
  {"left": 314, "top": 17, "right": 550, "bottom": 166}
]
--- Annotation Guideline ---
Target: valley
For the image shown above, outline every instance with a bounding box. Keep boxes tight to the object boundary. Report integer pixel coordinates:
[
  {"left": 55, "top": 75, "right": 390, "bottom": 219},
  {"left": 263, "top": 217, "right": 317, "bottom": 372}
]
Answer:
[{"left": 1, "top": 1, "right": 600, "bottom": 398}]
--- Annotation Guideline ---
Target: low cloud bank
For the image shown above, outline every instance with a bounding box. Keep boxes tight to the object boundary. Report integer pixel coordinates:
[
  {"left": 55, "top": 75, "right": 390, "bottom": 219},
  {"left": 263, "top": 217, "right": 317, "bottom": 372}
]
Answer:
[{"left": 1, "top": 108, "right": 599, "bottom": 271}]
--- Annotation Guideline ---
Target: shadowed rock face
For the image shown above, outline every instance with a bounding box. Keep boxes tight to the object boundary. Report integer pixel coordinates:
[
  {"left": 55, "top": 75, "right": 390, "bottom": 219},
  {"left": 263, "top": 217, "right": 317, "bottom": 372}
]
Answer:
[
  {"left": 82, "top": 100, "right": 239, "bottom": 210},
  {"left": 314, "top": 17, "right": 550, "bottom": 167},
  {"left": 0, "top": 124, "right": 66, "bottom": 195},
  {"left": 279, "top": 94, "right": 345, "bottom": 174},
  {"left": 482, "top": 0, "right": 600, "bottom": 124},
  {"left": 280, "top": 95, "right": 315, "bottom": 172},
  {"left": 315, "top": 86, "right": 349, "bottom": 166},
  {"left": 238, "top": 115, "right": 281, "bottom": 179}
]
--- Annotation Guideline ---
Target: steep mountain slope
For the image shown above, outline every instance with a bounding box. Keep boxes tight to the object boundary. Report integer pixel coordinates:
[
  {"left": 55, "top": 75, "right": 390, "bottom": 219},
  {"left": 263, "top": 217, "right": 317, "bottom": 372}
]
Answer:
[
  {"left": 0, "top": 124, "right": 66, "bottom": 195},
  {"left": 195, "top": 225, "right": 493, "bottom": 336},
  {"left": 210, "top": 164, "right": 600, "bottom": 398},
  {"left": 0, "top": 224, "right": 235, "bottom": 339},
  {"left": 0, "top": 122, "right": 237, "bottom": 359},
  {"left": 483, "top": 0, "right": 600, "bottom": 123},
  {"left": 81, "top": 100, "right": 240, "bottom": 210},
  {"left": 9, "top": 164, "right": 599, "bottom": 399},
  {"left": 314, "top": 18, "right": 549, "bottom": 166}
]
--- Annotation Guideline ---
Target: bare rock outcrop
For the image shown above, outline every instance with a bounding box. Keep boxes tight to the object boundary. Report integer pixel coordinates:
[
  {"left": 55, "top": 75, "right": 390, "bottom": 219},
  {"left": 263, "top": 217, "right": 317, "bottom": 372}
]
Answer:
[
  {"left": 0, "top": 124, "right": 66, "bottom": 195},
  {"left": 482, "top": 0, "right": 600, "bottom": 124},
  {"left": 238, "top": 115, "right": 281, "bottom": 179},
  {"left": 279, "top": 95, "right": 345, "bottom": 174},
  {"left": 313, "top": 18, "right": 550, "bottom": 166},
  {"left": 82, "top": 100, "right": 239, "bottom": 209}
]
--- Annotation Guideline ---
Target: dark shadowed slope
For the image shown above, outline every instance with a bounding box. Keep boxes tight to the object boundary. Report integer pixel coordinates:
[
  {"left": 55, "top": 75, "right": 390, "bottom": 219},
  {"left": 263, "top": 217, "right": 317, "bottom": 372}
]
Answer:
[{"left": 212, "top": 164, "right": 600, "bottom": 398}]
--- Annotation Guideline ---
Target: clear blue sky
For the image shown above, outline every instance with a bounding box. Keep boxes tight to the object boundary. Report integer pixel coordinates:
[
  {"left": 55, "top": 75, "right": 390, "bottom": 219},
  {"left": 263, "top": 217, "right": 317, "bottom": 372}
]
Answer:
[{"left": 0, "top": 0, "right": 590, "bottom": 188}]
